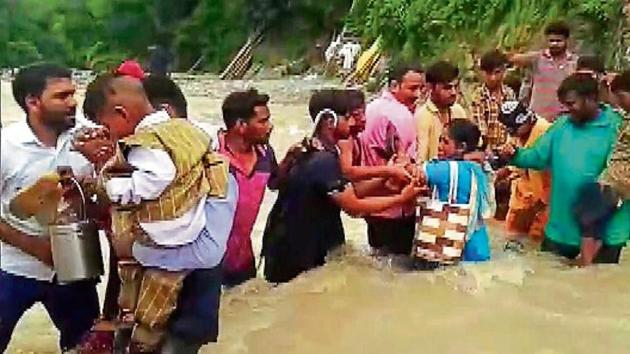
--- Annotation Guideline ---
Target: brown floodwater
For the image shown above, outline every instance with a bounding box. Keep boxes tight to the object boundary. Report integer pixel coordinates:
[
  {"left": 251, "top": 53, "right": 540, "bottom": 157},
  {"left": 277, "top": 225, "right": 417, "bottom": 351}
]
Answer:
[{"left": 2, "top": 79, "right": 630, "bottom": 354}]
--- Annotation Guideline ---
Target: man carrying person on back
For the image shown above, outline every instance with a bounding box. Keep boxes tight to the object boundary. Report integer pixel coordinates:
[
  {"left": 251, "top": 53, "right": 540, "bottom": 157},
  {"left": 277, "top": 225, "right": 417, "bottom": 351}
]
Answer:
[{"left": 81, "top": 73, "right": 237, "bottom": 353}]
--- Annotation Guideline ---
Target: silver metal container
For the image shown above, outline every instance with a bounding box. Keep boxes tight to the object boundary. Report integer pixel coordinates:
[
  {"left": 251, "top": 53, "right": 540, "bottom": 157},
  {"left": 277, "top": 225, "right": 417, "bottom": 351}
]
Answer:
[{"left": 49, "top": 177, "right": 104, "bottom": 283}]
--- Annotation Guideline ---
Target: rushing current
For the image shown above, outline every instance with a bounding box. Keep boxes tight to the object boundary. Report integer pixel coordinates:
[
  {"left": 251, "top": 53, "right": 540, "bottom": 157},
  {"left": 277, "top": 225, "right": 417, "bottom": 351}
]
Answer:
[{"left": 2, "top": 77, "right": 629, "bottom": 354}]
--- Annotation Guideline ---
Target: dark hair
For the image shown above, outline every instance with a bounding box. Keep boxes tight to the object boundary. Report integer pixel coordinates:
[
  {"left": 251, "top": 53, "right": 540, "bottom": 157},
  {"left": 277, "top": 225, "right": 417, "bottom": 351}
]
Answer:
[
  {"left": 557, "top": 73, "right": 599, "bottom": 101},
  {"left": 426, "top": 61, "right": 459, "bottom": 85},
  {"left": 388, "top": 62, "right": 423, "bottom": 85},
  {"left": 12, "top": 63, "right": 72, "bottom": 113},
  {"left": 577, "top": 55, "right": 605, "bottom": 75},
  {"left": 308, "top": 89, "right": 350, "bottom": 122},
  {"left": 610, "top": 71, "right": 630, "bottom": 93},
  {"left": 480, "top": 50, "right": 508, "bottom": 72},
  {"left": 346, "top": 89, "right": 365, "bottom": 112},
  {"left": 544, "top": 21, "right": 570, "bottom": 38},
  {"left": 142, "top": 75, "right": 187, "bottom": 118},
  {"left": 83, "top": 73, "right": 116, "bottom": 123},
  {"left": 447, "top": 120, "right": 481, "bottom": 153},
  {"left": 222, "top": 89, "right": 270, "bottom": 128}
]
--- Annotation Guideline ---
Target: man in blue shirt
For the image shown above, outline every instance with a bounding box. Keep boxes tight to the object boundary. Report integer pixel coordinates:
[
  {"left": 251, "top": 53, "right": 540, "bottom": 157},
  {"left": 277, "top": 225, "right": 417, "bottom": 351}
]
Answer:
[{"left": 80, "top": 73, "right": 238, "bottom": 352}]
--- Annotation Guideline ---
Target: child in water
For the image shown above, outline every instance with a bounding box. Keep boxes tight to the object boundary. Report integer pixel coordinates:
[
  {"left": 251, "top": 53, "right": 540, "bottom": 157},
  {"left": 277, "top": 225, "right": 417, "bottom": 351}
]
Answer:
[{"left": 414, "top": 120, "right": 494, "bottom": 269}]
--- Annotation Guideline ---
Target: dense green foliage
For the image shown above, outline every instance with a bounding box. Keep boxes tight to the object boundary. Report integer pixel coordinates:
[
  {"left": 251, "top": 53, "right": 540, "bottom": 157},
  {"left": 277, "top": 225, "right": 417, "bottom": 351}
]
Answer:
[
  {"left": 0, "top": 0, "right": 626, "bottom": 72},
  {"left": 1, "top": 0, "right": 169, "bottom": 69},
  {"left": 0, "top": 0, "right": 350, "bottom": 71},
  {"left": 347, "top": 0, "right": 627, "bottom": 69}
]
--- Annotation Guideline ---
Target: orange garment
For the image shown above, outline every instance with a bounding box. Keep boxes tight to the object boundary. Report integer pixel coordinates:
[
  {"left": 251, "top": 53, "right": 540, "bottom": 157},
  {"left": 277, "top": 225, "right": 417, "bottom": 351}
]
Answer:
[
  {"left": 506, "top": 117, "right": 552, "bottom": 239},
  {"left": 505, "top": 207, "right": 549, "bottom": 240}
]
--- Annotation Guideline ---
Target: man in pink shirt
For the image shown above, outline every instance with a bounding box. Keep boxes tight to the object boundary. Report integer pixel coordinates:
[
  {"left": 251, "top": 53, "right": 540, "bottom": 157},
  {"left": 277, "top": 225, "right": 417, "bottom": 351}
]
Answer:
[
  {"left": 360, "top": 63, "right": 425, "bottom": 255},
  {"left": 216, "top": 89, "right": 279, "bottom": 287}
]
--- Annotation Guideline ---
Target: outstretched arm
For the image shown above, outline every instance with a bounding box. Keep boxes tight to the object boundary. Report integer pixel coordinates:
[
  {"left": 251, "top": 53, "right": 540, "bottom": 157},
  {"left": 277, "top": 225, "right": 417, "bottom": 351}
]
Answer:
[
  {"left": 507, "top": 51, "right": 539, "bottom": 68},
  {"left": 312, "top": 151, "right": 420, "bottom": 216},
  {"left": 338, "top": 139, "right": 410, "bottom": 183},
  {"left": 501, "top": 121, "right": 560, "bottom": 171},
  {"left": 331, "top": 182, "right": 421, "bottom": 217}
]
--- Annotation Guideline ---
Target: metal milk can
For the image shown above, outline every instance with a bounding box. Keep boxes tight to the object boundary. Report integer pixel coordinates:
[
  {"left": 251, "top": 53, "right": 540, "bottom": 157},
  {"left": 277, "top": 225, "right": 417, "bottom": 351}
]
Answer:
[{"left": 49, "top": 176, "right": 104, "bottom": 283}]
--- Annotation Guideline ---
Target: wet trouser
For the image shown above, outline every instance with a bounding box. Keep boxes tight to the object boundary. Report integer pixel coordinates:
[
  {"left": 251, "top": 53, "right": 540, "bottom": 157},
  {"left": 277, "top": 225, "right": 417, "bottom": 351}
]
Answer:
[
  {"left": 366, "top": 215, "right": 415, "bottom": 255},
  {"left": 114, "top": 265, "right": 222, "bottom": 354},
  {"left": 540, "top": 238, "right": 623, "bottom": 264},
  {"left": 0, "top": 270, "right": 99, "bottom": 352},
  {"left": 222, "top": 261, "right": 256, "bottom": 288},
  {"left": 103, "top": 244, "right": 121, "bottom": 321},
  {"left": 574, "top": 182, "right": 621, "bottom": 240},
  {"left": 169, "top": 266, "right": 223, "bottom": 346}
]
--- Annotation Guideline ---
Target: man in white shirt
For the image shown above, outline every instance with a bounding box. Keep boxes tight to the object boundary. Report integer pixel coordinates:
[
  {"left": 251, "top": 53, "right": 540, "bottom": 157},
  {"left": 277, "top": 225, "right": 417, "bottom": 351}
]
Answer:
[{"left": 0, "top": 64, "right": 100, "bottom": 352}]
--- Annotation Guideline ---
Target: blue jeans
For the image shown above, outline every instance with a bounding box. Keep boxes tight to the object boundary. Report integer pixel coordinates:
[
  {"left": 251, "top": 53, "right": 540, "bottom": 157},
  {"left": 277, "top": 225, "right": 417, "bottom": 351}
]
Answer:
[
  {"left": 0, "top": 270, "right": 99, "bottom": 351},
  {"left": 169, "top": 265, "right": 223, "bottom": 345}
]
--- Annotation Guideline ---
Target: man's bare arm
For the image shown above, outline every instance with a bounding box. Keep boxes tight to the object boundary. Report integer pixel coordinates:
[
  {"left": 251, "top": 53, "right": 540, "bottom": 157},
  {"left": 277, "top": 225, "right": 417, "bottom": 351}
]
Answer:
[
  {"left": 338, "top": 139, "right": 411, "bottom": 183},
  {"left": 508, "top": 51, "right": 539, "bottom": 68},
  {"left": 352, "top": 178, "right": 393, "bottom": 198},
  {"left": 0, "top": 219, "right": 53, "bottom": 266}
]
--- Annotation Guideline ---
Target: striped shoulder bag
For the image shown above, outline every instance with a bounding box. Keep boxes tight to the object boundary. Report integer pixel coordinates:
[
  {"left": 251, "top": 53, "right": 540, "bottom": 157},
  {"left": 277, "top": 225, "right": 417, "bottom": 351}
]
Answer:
[{"left": 412, "top": 161, "right": 477, "bottom": 265}]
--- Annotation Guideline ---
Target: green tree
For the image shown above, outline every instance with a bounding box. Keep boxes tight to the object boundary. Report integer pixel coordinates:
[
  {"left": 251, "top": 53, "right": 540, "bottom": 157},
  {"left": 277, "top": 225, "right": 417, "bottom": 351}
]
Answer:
[{"left": 349, "top": 0, "right": 627, "bottom": 69}]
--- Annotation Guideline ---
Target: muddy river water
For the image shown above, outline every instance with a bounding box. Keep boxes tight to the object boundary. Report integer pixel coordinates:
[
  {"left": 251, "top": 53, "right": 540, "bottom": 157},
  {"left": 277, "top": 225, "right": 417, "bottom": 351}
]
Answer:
[{"left": 1, "top": 78, "right": 630, "bottom": 353}]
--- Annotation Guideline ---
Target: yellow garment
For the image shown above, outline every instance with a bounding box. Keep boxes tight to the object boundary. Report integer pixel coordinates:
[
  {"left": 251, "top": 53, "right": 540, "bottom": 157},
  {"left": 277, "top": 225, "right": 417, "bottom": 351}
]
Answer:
[
  {"left": 416, "top": 100, "right": 469, "bottom": 163},
  {"left": 105, "top": 119, "right": 229, "bottom": 256},
  {"left": 600, "top": 108, "right": 630, "bottom": 199},
  {"left": 350, "top": 36, "right": 382, "bottom": 83},
  {"left": 119, "top": 119, "right": 229, "bottom": 223},
  {"left": 117, "top": 261, "right": 188, "bottom": 351},
  {"left": 508, "top": 117, "right": 552, "bottom": 210},
  {"left": 104, "top": 119, "right": 229, "bottom": 351}
]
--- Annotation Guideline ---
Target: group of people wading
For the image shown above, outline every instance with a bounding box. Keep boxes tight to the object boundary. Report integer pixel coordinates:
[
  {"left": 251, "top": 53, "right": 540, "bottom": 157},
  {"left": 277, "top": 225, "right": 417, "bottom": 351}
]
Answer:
[{"left": 0, "top": 20, "right": 628, "bottom": 353}]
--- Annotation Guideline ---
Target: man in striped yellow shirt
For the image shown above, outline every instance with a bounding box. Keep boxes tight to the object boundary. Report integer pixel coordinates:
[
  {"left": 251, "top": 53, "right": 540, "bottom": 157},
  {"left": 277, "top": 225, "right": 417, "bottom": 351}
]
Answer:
[{"left": 416, "top": 61, "right": 469, "bottom": 163}]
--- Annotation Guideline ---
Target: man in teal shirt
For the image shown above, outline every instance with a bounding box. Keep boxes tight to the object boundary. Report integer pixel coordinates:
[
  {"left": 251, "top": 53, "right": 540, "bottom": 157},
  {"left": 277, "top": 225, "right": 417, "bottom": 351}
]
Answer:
[{"left": 502, "top": 73, "right": 630, "bottom": 263}]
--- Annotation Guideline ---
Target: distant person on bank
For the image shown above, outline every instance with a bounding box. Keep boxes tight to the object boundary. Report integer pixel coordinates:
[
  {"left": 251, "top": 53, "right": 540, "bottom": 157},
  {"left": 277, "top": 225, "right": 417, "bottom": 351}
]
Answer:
[{"left": 509, "top": 21, "right": 578, "bottom": 121}]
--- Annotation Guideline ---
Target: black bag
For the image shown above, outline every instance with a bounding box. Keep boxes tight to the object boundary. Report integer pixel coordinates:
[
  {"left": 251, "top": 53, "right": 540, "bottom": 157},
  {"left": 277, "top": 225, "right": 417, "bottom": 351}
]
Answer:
[{"left": 261, "top": 199, "right": 304, "bottom": 283}]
